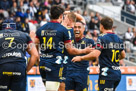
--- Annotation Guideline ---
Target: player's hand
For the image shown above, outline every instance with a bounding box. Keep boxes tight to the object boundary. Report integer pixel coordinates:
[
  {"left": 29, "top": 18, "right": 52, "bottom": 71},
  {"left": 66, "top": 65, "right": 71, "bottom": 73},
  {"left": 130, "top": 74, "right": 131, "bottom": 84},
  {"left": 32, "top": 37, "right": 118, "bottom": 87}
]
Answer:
[
  {"left": 72, "top": 56, "right": 82, "bottom": 62},
  {"left": 63, "top": 11, "right": 70, "bottom": 14}
]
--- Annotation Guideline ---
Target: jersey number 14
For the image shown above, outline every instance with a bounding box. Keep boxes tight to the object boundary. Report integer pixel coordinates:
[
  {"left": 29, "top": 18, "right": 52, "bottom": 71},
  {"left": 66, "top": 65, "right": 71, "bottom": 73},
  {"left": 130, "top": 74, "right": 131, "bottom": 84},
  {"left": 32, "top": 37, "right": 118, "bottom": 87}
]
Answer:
[{"left": 43, "top": 37, "right": 53, "bottom": 49}]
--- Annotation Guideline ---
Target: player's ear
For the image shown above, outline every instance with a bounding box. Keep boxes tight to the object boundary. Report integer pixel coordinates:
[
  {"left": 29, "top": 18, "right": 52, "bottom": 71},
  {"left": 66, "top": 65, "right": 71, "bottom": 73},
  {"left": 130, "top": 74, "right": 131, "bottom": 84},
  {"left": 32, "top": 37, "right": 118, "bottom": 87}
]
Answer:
[
  {"left": 59, "top": 14, "right": 63, "bottom": 20},
  {"left": 82, "top": 24, "right": 85, "bottom": 30}
]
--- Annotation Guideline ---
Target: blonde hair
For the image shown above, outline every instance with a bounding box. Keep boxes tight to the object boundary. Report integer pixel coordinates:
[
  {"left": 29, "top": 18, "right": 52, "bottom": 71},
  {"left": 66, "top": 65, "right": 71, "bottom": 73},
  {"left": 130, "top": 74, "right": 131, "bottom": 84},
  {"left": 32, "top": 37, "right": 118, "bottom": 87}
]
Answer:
[{"left": 67, "top": 12, "right": 76, "bottom": 22}]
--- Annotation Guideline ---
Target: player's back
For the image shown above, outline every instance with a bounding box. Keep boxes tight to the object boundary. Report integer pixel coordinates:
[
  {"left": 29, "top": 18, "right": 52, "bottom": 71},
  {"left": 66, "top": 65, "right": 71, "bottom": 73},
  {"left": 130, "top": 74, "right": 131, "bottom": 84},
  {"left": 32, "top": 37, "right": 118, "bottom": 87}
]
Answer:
[
  {"left": 36, "top": 21, "right": 71, "bottom": 64},
  {"left": 98, "top": 32, "right": 124, "bottom": 80},
  {"left": 0, "top": 29, "right": 32, "bottom": 66}
]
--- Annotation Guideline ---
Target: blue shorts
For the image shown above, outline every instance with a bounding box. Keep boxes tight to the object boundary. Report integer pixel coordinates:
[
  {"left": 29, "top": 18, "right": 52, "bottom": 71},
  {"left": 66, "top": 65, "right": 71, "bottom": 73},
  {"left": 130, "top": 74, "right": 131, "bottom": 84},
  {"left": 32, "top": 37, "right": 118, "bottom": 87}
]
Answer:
[
  {"left": 39, "top": 60, "right": 62, "bottom": 82},
  {"left": 0, "top": 62, "right": 26, "bottom": 91},
  {"left": 98, "top": 78, "right": 120, "bottom": 91},
  {"left": 65, "top": 70, "right": 89, "bottom": 91}
]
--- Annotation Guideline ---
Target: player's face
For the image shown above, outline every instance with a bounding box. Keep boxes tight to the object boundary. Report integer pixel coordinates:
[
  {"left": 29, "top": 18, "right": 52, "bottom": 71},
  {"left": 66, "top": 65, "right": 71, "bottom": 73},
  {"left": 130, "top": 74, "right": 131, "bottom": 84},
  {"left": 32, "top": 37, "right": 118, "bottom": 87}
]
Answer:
[
  {"left": 62, "top": 14, "right": 70, "bottom": 26},
  {"left": 74, "top": 22, "right": 84, "bottom": 38}
]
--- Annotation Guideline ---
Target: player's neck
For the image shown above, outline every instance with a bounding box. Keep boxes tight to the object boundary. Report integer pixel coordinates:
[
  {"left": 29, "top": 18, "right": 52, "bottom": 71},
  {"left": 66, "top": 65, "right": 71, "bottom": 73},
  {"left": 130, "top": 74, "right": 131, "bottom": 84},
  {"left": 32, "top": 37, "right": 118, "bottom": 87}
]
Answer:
[
  {"left": 69, "top": 22, "right": 74, "bottom": 28},
  {"left": 103, "top": 30, "right": 113, "bottom": 34},
  {"left": 75, "top": 36, "right": 84, "bottom": 42}
]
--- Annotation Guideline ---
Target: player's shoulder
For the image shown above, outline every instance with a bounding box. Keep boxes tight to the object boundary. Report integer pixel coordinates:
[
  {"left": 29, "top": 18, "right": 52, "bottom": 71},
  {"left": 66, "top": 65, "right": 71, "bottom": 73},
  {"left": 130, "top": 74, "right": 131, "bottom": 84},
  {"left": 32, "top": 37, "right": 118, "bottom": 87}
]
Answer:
[
  {"left": 98, "top": 33, "right": 113, "bottom": 40},
  {"left": 37, "top": 23, "right": 48, "bottom": 31},
  {"left": 60, "top": 24, "right": 69, "bottom": 30},
  {"left": 84, "top": 37, "right": 93, "bottom": 41},
  {"left": 99, "top": 33, "right": 107, "bottom": 37},
  {"left": 84, "top": 37, "right": 94, "bottom": 43},
  {"left": 14, "top": 29, "right": 28, "bottom": 35}
]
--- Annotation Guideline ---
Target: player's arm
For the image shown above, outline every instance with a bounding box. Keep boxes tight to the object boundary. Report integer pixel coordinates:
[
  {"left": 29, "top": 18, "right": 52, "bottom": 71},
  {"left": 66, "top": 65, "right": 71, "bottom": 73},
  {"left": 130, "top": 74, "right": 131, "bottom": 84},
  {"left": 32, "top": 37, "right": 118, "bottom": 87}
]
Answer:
[
  {"left": 34, "top": 29, "right": 41, "bottom": 64},
  {"left": 74, "top": 12, "right": 86, "bottom": 24},
  {"left": 29, "top": 31, "right": 40, "bottom": 65},
  {"left": 34, "top": 36, "right": 40, "bottom": 65},
  {"left": 65, "top": 41, "right": 94, "bottom": 55},
  {"left": 29, "top": 31, "right": 36, "bottom": 42},
  {"left": 72, "top": 49, "right": 100, "bottom": 62},
  {"left": 34, "top": 37, "right": 40, "bottom": 52},
  {"left": 26, "top": 42, "right": 39, "bottom": 72},
  {"left": 63, "top": 11, "right": 86, "bottom": 24},
  {"left": 119, "top": 50, "right": 126, "bottom": 60}
]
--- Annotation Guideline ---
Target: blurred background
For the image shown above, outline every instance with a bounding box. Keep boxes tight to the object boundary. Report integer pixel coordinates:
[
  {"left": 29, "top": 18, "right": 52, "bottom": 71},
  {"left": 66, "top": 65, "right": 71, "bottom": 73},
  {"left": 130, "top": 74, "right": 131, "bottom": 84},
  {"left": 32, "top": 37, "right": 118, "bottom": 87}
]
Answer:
[{"left": 0, "top": 0, "right": 136, "bottom": 91}]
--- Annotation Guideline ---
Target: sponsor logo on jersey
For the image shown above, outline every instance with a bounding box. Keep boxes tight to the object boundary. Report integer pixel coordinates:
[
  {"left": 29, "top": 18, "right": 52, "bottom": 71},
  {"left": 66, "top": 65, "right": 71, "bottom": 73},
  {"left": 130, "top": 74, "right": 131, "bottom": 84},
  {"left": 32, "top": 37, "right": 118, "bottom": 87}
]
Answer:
[
  {"left": 3, "top": 33, "right": 20, "bottom": 37},
  {"left": 40, "top": 66, "right": 51, "bottom": 71},
  {"left": 40, "top": 53, "right": 53, "bottom": 58},
  {"left": 0, "top": 85, "right": 7, "bottom": 89},
  {"left": 3, "top": 72, "right": 21, "bottom": 76},
  {"left": 104, "top": 88, "right": 113, "bottom": 91},
  {"left": 112, "top": 66, "right": 120, "bottom": 70},
  {"left": 81, "top": 41, "right": 85, "bottom": 44},
  {"left": 41, "top": 30, "right": 56, "bottom": 36},
  {"left": 2, "top": 52, "right": 22, "bottom": 58},
  {"left": 100, "top": 80, "right": 105, "bottom": 84}
]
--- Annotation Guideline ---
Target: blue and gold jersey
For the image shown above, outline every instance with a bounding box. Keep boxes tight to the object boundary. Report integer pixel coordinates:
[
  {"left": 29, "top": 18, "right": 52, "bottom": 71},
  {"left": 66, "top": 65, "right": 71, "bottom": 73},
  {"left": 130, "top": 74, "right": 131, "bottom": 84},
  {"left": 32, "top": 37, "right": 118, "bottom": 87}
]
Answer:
[
  {"left": 63, "top": 27, "right": 75, "bottom": 64},
  {"left": 67, "top": 37, "right": 95, "bottom": 71},
  {"left": 0, "top": 29, "right": 32, "bottom": 66},
  {"left": 36, "top": 21, "right": 71, "bottom": 64},
  {"left": 95, "top": 32, "right": 124, "bottom": 80}
]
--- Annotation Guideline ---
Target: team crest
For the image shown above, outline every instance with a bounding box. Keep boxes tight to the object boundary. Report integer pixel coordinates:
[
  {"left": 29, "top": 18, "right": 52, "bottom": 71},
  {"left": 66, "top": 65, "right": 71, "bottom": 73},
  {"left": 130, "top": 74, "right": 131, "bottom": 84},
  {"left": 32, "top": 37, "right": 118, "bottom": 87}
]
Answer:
[
  {"left": 30, "top": 79, "right": 35, "bottom": 88},
  {"left": 81, "top": 41, "right": 85, "bottom": 44},
  {"left": 41, "top": 30, "right": 45, "bottom": 36},
  {"left": 99, "top": 33, "right": 106, "bottom": 37}
]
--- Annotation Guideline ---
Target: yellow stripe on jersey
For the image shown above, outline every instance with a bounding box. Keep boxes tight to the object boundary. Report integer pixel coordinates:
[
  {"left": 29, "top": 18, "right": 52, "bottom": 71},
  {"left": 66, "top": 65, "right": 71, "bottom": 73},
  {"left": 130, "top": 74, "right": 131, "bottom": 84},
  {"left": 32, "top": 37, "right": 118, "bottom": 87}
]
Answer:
[{"left": 59, "top": 67, "right": 64, "bottom": 77}]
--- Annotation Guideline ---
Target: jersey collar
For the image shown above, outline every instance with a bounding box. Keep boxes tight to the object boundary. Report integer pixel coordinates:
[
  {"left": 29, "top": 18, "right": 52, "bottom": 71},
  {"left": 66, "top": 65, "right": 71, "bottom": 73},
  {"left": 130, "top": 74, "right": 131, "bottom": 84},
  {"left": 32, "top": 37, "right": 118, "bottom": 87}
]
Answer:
[
  {"left": 106, "top": 32, "right": 115, "bottom": 34},
  {"left": 75, "top": 38, "right": 81, "bottom": 42},
  {"left": 75, "top": 37, "right": 85, "bottom": 42},
  {"left": 50, "top": 20, "right": 60, "bottom": 23}
]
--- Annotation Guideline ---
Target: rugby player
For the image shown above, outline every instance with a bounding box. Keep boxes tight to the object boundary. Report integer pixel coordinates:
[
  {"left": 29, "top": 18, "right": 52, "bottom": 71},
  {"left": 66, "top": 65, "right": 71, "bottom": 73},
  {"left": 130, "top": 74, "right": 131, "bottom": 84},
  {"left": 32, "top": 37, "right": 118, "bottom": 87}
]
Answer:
[
  {"left": 65, "top": 21, "right": 95, "bottom": 91},
  {"left": 34, "top": 5, "right": 92, "bottom": 91},
  {"left": 59, "top": 11, "right": 86, "bottom": 91},
  {"left": 72, "top": 17, "right": 126, "bottom": 91},
  {"left": 0, "top": 19, "right": 38, "bottom": 91}
]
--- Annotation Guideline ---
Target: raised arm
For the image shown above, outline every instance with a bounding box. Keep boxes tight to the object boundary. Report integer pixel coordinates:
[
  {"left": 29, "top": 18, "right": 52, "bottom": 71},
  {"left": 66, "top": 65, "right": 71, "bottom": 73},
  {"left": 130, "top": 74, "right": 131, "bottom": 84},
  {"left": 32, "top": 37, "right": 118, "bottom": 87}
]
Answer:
[{"left": 74, "top": 12, "right": 86, "bottom": 24}]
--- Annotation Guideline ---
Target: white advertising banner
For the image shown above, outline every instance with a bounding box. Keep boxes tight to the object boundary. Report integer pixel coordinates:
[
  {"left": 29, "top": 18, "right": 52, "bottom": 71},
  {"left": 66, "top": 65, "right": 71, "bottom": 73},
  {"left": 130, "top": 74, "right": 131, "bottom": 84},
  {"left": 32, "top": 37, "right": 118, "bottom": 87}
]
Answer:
[
  {"left": 126, "top": 76, "right": 136, "bottom": 90},
  {"left": 27, "top": 76, "right": 46, "bottom": 91}
]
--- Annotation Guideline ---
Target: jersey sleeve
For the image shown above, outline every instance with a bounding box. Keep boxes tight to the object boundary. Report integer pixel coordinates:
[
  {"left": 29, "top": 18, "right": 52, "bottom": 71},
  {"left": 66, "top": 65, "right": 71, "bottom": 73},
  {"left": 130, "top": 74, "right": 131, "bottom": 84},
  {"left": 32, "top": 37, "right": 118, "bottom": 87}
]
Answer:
[
  {"left": 26, "top": 33, "right": 33, "bottom": 44},
  {"left": 94, "top": 36, "right": 104, "bottom": 51},
  {"left": 36, "top": 29, "right": 40, "bottom": 39},
  {"left": 90, "top": 39, "right": 95, "bottom": 47},
  {"left": 63, "top": 28, "right": 72, "bottom": 43},
  {"left": 87, "top": 39, "right": 95, "bottom": 48},
  {"left": 119, "top": 39, "right": 124, "bottom": 52}
]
